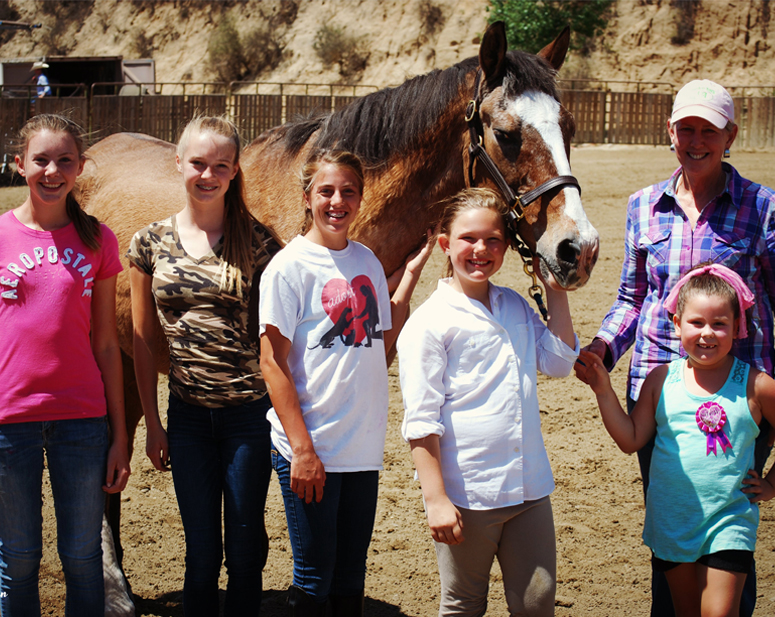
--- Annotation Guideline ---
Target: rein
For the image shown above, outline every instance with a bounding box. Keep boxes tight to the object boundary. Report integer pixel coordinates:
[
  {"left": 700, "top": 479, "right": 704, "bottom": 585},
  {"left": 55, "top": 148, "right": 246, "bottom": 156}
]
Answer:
[{"left": 465, "top": 69, "right": 581, "bottom": 320}]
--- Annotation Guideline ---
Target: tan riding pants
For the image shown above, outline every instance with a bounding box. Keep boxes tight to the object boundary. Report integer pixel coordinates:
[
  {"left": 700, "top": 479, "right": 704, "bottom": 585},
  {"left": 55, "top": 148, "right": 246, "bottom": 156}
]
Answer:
[{"left": 433, "top": 496, "right": 556, "bottom": 617}]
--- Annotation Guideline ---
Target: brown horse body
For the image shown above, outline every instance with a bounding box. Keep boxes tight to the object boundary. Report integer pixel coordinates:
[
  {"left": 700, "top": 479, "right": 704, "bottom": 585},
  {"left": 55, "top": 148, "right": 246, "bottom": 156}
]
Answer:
[{"left": 77, "top": 22, "right": 598, "bottom": 593}]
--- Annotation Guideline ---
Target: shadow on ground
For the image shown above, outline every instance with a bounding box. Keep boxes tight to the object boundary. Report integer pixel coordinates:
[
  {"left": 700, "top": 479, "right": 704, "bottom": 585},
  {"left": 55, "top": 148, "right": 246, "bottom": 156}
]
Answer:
[{"left": 134, "top": 588, "right": 414, "bottom": 616}]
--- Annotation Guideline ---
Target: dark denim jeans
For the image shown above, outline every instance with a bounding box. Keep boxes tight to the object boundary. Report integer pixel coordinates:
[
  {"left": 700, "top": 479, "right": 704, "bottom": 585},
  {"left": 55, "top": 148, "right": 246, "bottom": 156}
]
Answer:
[
  {"left": 0, "top": 417, "right": 108, "bottom": 617},
  {"left": 167, "top": 394, "right": 272, "bottom": 617},
  {"left": 627, "top": 396, "right": 768, "bottom": 617},
  {"left": 272, "top": 448, "right": 378, "bottom": 602}
]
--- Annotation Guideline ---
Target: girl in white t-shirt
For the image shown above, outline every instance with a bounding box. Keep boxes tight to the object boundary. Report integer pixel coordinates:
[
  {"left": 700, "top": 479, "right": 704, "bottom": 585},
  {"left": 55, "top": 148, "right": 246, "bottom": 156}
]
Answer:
[
  {"left": 398, "top": 188, "right": 579, "bottom": 617},
  {"left": 259, "top": 149, "right": 432, "bottom": 615}
]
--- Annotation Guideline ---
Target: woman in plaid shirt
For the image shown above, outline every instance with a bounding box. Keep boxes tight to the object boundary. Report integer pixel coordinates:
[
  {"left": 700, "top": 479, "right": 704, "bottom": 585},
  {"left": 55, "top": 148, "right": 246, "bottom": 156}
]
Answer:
[{"left": 576, "top": 80, "right": 775, "bottom": 617}]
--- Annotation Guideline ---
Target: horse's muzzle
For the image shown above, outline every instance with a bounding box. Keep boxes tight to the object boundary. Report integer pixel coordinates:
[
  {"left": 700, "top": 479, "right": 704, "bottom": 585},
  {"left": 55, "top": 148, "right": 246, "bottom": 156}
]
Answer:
[{"left": 540, "top": 232, "right": 599, "bottom": 290}]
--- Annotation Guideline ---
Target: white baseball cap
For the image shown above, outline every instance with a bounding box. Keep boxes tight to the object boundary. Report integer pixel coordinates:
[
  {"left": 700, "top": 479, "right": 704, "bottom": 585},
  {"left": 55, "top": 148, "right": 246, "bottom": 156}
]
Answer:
[{"left": 670, "top": 80, "right": 734, "bottom": 129}]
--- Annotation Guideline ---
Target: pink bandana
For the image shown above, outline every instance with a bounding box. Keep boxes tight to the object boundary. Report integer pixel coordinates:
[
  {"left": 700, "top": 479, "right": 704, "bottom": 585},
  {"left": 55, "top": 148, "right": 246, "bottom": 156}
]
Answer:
[{"left": 663, "top": 264, "right": 755, "bottom": 338}]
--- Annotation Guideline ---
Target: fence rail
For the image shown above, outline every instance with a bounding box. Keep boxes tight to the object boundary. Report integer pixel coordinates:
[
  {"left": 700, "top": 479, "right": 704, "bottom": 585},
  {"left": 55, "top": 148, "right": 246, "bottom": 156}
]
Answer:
[{"left": 2, "top": 81, "right": 775, "bottom": 161}]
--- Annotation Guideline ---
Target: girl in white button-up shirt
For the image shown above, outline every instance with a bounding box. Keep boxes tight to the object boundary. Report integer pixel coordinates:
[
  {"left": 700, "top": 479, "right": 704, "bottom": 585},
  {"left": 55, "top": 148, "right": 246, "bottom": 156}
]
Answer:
[{"left": 398, "top": 188, "right": 579, "bottom": 617}]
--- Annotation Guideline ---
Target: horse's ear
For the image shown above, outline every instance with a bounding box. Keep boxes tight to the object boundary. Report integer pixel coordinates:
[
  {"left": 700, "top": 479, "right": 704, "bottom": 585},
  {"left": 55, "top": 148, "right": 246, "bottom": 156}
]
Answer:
[
  {"left": 479, "top": 21, "right": 507, "bottom": 81},
  {"left": 537, "top": 27, "right": 570, "bottom": 71}
]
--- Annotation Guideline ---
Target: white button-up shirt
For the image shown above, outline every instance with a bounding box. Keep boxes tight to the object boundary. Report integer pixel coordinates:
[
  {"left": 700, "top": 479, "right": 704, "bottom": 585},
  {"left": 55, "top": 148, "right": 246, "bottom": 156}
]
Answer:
[{"left": 398, "top": 280, "right": 579, "bottom": 510}]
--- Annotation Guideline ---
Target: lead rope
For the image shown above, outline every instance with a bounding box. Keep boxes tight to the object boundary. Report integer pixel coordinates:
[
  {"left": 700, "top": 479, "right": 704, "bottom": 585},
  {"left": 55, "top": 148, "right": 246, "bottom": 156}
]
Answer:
[{"left": 508, "top": 221, "right": 548, "bottom": 321}]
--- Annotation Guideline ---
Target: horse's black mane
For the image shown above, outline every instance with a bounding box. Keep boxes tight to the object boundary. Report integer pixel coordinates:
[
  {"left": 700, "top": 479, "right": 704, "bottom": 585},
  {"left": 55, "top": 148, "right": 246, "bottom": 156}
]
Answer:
[{"left": 280, "top": 49, "right": 558, "bottom": 165}]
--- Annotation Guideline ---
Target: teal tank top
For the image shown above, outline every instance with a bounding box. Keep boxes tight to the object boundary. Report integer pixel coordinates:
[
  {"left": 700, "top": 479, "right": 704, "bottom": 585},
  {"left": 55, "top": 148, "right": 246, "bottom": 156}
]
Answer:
[{"left": 643, "top": 356, "right": 760, "bottom": 562}]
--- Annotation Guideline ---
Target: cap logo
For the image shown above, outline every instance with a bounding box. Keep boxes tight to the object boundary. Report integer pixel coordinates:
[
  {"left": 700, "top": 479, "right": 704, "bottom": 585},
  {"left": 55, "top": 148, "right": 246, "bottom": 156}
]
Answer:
[{"left": 696, "top": 87, "right": 715, "bottom": 100}]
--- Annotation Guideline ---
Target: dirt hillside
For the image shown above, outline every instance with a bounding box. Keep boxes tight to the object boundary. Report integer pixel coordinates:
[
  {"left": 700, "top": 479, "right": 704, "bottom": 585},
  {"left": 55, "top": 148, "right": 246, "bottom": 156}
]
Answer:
[{"left": 0, "top": 1, "right": 774, "bottom": 90}]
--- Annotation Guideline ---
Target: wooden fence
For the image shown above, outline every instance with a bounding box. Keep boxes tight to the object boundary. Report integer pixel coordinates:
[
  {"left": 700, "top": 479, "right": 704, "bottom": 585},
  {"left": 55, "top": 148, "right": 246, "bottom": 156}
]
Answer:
[{"left": 3, "top": 82, "right": 775, "bottom": 159}]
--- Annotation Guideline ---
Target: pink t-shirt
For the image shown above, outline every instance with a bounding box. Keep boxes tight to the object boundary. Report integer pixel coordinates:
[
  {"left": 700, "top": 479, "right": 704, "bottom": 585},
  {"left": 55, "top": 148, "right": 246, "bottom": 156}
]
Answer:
[{"left": 0, "top": 210, "right": 123, "bottom": 423}]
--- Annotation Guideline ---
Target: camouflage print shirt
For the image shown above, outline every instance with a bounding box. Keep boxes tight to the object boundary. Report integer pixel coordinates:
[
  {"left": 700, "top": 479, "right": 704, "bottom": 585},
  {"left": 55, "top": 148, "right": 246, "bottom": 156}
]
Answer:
[{"left": 127, "top": 215, "right": 281, "bottom": 407}]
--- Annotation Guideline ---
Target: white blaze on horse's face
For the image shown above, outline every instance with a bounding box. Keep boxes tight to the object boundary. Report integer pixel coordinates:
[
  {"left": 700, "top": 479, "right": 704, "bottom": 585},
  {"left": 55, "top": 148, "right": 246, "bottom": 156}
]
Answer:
[{"left": 507, "top": 90, "right": 599, "bottom": 288}]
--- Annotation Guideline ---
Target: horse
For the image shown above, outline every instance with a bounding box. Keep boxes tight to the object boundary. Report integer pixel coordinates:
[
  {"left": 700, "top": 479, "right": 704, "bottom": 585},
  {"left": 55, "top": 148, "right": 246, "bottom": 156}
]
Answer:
[{"left": 76, "top": 21, "right": 598, "bottom": 613}]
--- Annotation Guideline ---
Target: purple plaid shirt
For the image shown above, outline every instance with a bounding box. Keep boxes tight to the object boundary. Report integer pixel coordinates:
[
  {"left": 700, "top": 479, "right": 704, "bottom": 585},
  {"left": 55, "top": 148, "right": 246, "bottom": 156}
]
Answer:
[{"left": 597, "top": 164, "right": 775, "bottom": 400}]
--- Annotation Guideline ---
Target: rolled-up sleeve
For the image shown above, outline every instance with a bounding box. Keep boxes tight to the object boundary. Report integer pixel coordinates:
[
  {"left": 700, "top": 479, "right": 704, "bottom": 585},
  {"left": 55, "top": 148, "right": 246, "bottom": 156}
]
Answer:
[
  {"left": 398, "top": 319, "right": 447, "bottom": 442},
  {"left": 535, "top": 324, "right": 580, "bottom": 378}
]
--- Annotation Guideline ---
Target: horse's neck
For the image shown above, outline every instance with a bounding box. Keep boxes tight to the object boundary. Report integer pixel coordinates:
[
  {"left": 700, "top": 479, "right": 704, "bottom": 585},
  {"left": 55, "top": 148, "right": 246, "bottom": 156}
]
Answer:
[
  {"left": 382, "top": 101, "right": 470, "bottom": 195},
  {"left": 351, "top": 88, "right": 473, "bottom": 274}
]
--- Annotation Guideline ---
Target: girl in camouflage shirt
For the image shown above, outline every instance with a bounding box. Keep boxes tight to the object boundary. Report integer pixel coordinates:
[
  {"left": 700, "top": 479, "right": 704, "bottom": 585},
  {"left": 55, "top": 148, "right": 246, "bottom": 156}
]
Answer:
[{"left": 127, "top": 116, "right": 280, "bottom": 617}]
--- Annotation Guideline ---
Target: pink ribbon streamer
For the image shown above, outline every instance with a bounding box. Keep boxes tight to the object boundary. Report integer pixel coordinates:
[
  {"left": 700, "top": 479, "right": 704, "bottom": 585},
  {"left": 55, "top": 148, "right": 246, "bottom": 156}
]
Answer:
[{"left": 696, "top": 401, "right": 732, "bottom": 456}]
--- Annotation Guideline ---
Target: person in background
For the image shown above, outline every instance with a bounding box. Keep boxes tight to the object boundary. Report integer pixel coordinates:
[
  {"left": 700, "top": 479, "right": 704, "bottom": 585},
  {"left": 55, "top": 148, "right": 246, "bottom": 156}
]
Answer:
[{"left": 30, "top": 61, "right": 51, "bottom": 98}]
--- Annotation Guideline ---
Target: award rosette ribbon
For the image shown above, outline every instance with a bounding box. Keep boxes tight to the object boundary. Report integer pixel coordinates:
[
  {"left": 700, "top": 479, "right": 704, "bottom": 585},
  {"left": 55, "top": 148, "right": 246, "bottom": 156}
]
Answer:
[{"left": 696, "top": 401, "right": 732, "bottom": 456}]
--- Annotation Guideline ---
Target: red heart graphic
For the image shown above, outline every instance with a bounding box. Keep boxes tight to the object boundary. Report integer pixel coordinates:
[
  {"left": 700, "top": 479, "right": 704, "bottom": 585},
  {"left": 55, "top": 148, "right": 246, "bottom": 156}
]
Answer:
[{"left": 321, "top": 275, "right": 378, "bottom": 345}]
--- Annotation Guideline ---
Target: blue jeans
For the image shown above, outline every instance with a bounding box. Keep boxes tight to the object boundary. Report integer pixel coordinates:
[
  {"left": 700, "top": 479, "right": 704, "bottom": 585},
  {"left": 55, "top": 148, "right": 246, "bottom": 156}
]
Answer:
[
  {"left": 0, "top": 417, "right": 109, "bottom": 617},
  {"left": 627, "top": 396, "right": 769, "bottom": 617},
  {"left": 272, "top": 448, "right": 378, "bottom": 602},
  {"left": 167, "top": 394, "right": 272, "bottom": 617}
]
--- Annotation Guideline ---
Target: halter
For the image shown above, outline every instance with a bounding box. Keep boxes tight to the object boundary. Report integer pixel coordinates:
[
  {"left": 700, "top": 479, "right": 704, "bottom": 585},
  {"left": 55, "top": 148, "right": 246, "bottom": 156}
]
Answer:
[{"left": 465, "top": 69, "right": 581, "bottom": 319}]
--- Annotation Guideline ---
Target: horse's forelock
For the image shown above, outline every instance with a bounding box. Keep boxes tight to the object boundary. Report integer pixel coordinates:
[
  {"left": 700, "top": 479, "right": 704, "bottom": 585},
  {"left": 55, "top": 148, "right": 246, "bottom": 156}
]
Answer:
[{"left": 497, "top": 50, "right": 559, "bottom": 102}]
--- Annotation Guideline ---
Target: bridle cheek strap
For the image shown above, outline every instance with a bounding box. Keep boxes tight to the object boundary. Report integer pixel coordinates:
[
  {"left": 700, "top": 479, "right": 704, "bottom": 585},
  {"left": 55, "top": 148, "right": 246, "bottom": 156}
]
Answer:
[
  {"left": 465, "top": 69, "right": 581, "bottom": 227},
  {"left": 464, "top": 69, "right": 582, "bottom": 321}
]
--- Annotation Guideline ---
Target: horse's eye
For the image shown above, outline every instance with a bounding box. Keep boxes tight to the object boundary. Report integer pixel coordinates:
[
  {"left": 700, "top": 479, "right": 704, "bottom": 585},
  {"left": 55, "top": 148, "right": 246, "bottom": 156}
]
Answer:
[{"left": 493, "top": 129, "right": 519, "bottom": 150}]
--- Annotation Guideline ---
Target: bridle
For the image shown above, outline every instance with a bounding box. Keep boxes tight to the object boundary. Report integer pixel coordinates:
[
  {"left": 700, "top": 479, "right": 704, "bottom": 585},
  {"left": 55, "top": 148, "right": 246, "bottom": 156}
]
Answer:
[{"left": 464, "top": 69, "right": 581, "bottom": 319}]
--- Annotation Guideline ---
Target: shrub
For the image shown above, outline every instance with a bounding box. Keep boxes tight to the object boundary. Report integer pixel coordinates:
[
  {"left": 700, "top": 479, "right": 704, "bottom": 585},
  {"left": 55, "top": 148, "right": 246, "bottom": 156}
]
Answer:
[
  {"left": 131, "top": 29, "right": 153, "bottom": 58},
  {"left": 0, "top": 3, "right": 21, "bottom": 45},
  {"left": 487, "top": 0, "right": 614, "bottom": 55},
  {"left": 39, "top": 0, "right": 94, "bottom": 19},
  {"left": 40, "top": 20, "right": 73, "bottom": 56},
  {"left": 208, "top": 14, "right": 285, "bottom": 82},
  {"left": 419, "top": 0, "right": 445, "bottom": 37},
  {"left": 243, "top": 28, "right": 283, "bottom": 74},
  {"left": 208, "top": 15, "right": 247, "bottom": 82},
  {"left": 274, "top": 0, "right": 299, "bottom": 27},
  {"left": 671, "top": 0, "right": 700, "bottom": 46},
  {"left": 313, "top": 25, "right": 368, "bottom": 78}
]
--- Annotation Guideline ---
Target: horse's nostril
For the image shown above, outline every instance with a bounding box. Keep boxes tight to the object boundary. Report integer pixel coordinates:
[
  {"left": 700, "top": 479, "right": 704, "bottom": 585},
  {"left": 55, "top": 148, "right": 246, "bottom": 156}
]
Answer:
[{"left": 557, "top": 239, "right": 580, "bottom": 267}]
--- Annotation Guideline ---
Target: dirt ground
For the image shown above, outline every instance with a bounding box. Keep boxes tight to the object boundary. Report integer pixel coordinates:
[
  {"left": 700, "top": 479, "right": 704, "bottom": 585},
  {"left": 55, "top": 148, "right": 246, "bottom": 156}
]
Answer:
[{"left": 10, "top": 145, "right": 775, "bottom": 615}]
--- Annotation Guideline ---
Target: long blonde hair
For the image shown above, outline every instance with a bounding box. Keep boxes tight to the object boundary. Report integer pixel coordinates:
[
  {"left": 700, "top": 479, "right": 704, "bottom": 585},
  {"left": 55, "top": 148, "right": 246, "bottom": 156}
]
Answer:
[
  {"left": 17, "top": 114, "right": 101, "bottom": 251},
  {"left": 177, "top": 115, "right": 260, "bottom": 297}
]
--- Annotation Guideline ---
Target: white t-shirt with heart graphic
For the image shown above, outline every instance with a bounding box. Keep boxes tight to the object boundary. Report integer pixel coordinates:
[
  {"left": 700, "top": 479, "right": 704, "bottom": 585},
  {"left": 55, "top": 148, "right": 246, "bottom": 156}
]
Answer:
[{"left": 259, "top": 234, "right": 392, "bottom": 471}]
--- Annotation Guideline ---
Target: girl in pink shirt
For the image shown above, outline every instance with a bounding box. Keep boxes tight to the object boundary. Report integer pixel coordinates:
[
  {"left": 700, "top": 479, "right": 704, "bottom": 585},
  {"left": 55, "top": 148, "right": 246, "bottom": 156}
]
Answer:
[{"left": 0, "top": 114, "right": 130, "bottom": 616}]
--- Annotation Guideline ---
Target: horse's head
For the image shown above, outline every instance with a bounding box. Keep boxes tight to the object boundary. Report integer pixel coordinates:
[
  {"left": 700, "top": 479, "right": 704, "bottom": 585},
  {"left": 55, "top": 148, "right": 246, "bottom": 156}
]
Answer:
[{"left": 467, "top": 22, "right": 599, "bottom": 290}]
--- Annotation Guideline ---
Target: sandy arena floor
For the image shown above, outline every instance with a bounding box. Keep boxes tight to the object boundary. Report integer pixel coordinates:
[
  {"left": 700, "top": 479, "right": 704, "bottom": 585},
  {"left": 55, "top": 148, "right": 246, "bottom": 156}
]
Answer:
[{"left": 25, "top": 145, "right": 775, "bottom": 615}]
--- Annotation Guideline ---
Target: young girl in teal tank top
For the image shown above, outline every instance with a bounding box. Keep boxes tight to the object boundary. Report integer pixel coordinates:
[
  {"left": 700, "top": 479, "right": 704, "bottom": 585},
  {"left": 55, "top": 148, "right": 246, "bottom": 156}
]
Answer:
[{"left": 580, "top": 263, "right": 775, "bottom": 617}]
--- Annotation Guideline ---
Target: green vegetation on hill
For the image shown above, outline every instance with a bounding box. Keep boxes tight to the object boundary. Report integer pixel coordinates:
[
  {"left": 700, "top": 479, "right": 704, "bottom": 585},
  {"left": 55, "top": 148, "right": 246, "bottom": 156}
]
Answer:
[{"left": 487, "top": 0, "right": 613, "bottom": 54}]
